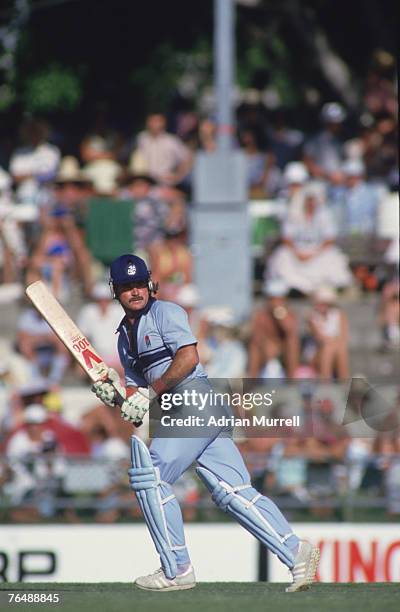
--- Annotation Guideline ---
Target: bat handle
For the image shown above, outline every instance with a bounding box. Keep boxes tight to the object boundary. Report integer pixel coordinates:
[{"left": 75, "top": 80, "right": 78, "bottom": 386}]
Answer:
[{"left": 110, "top": 384, "right": 143, "bottom": 428}]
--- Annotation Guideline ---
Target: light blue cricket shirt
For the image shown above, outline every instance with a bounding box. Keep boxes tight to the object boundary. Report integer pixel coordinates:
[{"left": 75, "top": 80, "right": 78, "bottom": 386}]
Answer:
[{"left": 116, "top": 298, "right": 207, "bottom": 388}]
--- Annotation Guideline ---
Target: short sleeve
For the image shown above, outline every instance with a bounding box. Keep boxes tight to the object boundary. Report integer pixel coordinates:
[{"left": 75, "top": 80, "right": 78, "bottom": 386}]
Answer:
[{"left": 155, "top": 302, "right": 197, "bottom": 355}]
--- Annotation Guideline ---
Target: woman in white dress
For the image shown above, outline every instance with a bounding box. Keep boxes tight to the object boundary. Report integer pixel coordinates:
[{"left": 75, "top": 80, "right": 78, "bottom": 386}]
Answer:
[{"left": 267, "top": 183, "right": 353, "bottom": 295}]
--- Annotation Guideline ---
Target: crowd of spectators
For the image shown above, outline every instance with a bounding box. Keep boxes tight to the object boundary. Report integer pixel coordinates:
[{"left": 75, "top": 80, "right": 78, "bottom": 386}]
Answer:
[{"left": 0, "top": 49, "right": 398, "bottom": 523}]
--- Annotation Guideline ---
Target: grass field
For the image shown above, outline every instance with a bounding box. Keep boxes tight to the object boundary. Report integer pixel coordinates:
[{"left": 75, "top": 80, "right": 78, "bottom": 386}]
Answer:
[{"left": 1, "top": 583, "right": 399, "bottom": 612}]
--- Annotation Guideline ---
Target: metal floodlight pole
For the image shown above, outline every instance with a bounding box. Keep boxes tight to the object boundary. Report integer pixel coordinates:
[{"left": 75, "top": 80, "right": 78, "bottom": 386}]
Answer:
[{"left": 214, "top": 0, "right": 235, "bottom": 151}]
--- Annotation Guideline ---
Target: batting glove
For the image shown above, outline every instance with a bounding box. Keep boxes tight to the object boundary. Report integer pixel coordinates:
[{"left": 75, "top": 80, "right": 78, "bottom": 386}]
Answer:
[
  {"left": 91, "top": 368, "right": 125, "bottom": 407},
  {"left": 120, "top": 388, "right": 151, "bottom": 424}
]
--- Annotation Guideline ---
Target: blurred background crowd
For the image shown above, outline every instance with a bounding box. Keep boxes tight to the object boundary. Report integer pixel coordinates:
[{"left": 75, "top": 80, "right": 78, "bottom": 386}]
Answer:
[{"left": 0, "top": 0, "right": 398, "bottom": 525}]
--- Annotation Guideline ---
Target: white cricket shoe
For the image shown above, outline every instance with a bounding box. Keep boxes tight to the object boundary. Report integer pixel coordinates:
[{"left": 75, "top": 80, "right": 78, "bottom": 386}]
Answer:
[
  {"left": 285, "top": 540, "right": 320, "bottom": 593},
  {"left": 135, "top": 566, "right": 196, "bottom": 592}
]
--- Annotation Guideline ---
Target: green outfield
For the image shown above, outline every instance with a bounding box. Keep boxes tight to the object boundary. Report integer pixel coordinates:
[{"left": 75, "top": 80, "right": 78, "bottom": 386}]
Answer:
[{"left": 1, "top": 583, "right": 399, "bottom": 612}]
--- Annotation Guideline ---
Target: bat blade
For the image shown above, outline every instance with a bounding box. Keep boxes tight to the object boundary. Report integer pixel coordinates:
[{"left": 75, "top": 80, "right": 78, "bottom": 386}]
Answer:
[
  {"left": 25, "top": 280, "right": 142, "bottom": 427},
  {"left": 25, "top": 280, "right": 108, "bottom": 382}
]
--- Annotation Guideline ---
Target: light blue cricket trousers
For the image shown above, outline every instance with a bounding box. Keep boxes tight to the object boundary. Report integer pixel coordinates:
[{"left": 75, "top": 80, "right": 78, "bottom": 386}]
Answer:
[{"left": 148, "top": 378, "right": 299, "bottom": 570}]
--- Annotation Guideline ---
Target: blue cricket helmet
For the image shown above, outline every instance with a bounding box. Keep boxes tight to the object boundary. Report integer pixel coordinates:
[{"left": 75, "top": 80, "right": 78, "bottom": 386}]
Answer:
[
  {"left": 109, "top": 254, "right": 158, "bottom": 296},
  {"left": 110, "top": 254, "right": 150, "bottom": 284}
]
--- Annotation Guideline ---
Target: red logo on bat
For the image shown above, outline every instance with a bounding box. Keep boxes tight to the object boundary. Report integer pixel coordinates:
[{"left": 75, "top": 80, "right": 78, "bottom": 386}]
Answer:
[
  {"left": 82, "top": 348, "right": 103, "bottom": 369},
  {"left": 72, "top": 337, "right": 102, "bottom": 369}
]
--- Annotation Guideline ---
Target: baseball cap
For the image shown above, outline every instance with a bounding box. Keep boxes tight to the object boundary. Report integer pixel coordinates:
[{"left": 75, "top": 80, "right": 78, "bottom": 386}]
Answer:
[{"left": 110, "top": 254, "right": 150, "bottom": 285}]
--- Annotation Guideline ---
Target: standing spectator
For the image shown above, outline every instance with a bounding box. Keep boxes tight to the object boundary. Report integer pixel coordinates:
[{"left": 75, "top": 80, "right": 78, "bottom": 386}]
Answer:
[
  {"left": 0, "top": 169, "right": 27, "bottom": 283},
  {"left": 200, "top": 307, "right": 247, "bottom": 378},
  {"left": 81, "top": 136, "right": 122, "bottom": 196},
  {"left": 248, "top": 279, "right": 299, "bottom": 378},
  {"left": 303, "top": 103, "right": 347, "bottom": 180},
  {"left": 9, "top": 119, "right": 60, "bottom": 205},
  {"left": 129, "top": 112, "right": 192, "bottom": 187},
  {"left": 77, "top": 282, "right": 123, "bottom": 373},
  {"left": 118, "top": 173, "right": 167, "bottom": 253},
  {"left": 52, "top": 156, "right": 93, "bottom": 229},
  {"left": 307, "top": 286, "right": 350, "bottom": 379},
  {"left": 267, "top": 184, "right": 353, "bottom": 295}
]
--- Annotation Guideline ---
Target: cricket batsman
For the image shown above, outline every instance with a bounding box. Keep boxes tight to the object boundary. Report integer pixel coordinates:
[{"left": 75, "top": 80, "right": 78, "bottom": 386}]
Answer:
[{"left": 91, "top": 253, "right": 320, "bottom": 592}]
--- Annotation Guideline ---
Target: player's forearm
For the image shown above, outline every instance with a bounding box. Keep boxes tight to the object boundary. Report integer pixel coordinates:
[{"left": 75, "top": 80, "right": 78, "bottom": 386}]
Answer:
[{"left": 152, "top": 346, "right": 199, "bottom": 394}]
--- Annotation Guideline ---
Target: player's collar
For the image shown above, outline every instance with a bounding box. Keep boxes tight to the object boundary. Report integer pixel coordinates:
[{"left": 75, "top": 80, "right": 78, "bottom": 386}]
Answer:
[{"left": 117, "top": 297, "right": 156, "bottom": 332}]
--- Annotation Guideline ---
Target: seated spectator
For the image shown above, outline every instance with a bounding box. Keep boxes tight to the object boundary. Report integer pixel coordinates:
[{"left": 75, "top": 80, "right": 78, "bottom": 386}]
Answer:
[
  {"left": 248, "top": 278, "right": 299, "bottom": 378},
  {"left": 378, "top": 277, "right": 400, "bottom": 350},
  {"left": 363, "top": 49, "right": 397, "bottom": 118},
  {"left": 89, "top": 425, "right": 130, "bottom": 524},
  {"left": 1, "top": 379, "right": 51, "bottom": 435},
  {"left": 118, "top": 173, "right": 167, "bottom": 253},
  {"left": 9, "top": 118, "right": 60, "bottom": 205},
  {"left": 331, "top": 159, "right": 380, "bottom": 237},
  {"left": 174, "top": 283, "right": 202, "bottom": 333},
  {"left": 90, "top": 425, "right": 129, "bottom": 460},
  {"left": 200, "top": 307, "right": 247, "bottom": 378},
  {"left": 77, "top": 282, "right": 123, "bottom": 374},
  {"left": 5, "top": 404, "right": 59, "bottom": 522},
  {"left": 280, "top": 161, "right": 309, "bottom": 203},
  {"left": 148, "top": 196, "right": 192, "bottom": 301},
  {"left": 267, "top": 438, "right": 309, "bottom": 503},
  {"left": 129, "top": 112, "right": 192, "bottom": 187},
  {"left": 16, "top": 304, "right": 70, "bottom": 385},
  {"left": 0, "top": 167, "right": 27, "bottom": 283},
  {"left": 267, "top": 183, "right": 353, "bottom": 295},
  {"left": 303, "top": 102, "right": 347, "bottom": 180},
  {"left": 80, "top": 398, "right": 138, "bottom": 445},
  {"left": 0, "top": 340, "right": 32, "bottom": 392},
  {"left": 363, "top": 112, "right": 398, "bottom": 182},
  {"left": 266, "top": 108, "right": 305, "bottom": 171},
  {"left": 26, "top": 207, "right": 93, "bottom": 298},
  {"left": 306, "top": 286, "right": 350, "bottom": 380},
  {"left": 7, "top": 398, "right": 90, "bottom": 456},
  {"left": 239, "top": 129, "right": 280, "bottom": 198}
]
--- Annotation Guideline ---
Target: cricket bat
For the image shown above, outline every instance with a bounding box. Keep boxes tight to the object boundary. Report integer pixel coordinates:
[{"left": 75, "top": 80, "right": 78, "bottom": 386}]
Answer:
[{"left": 25, "top": 280, "right": 141, "bottom": 426}]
